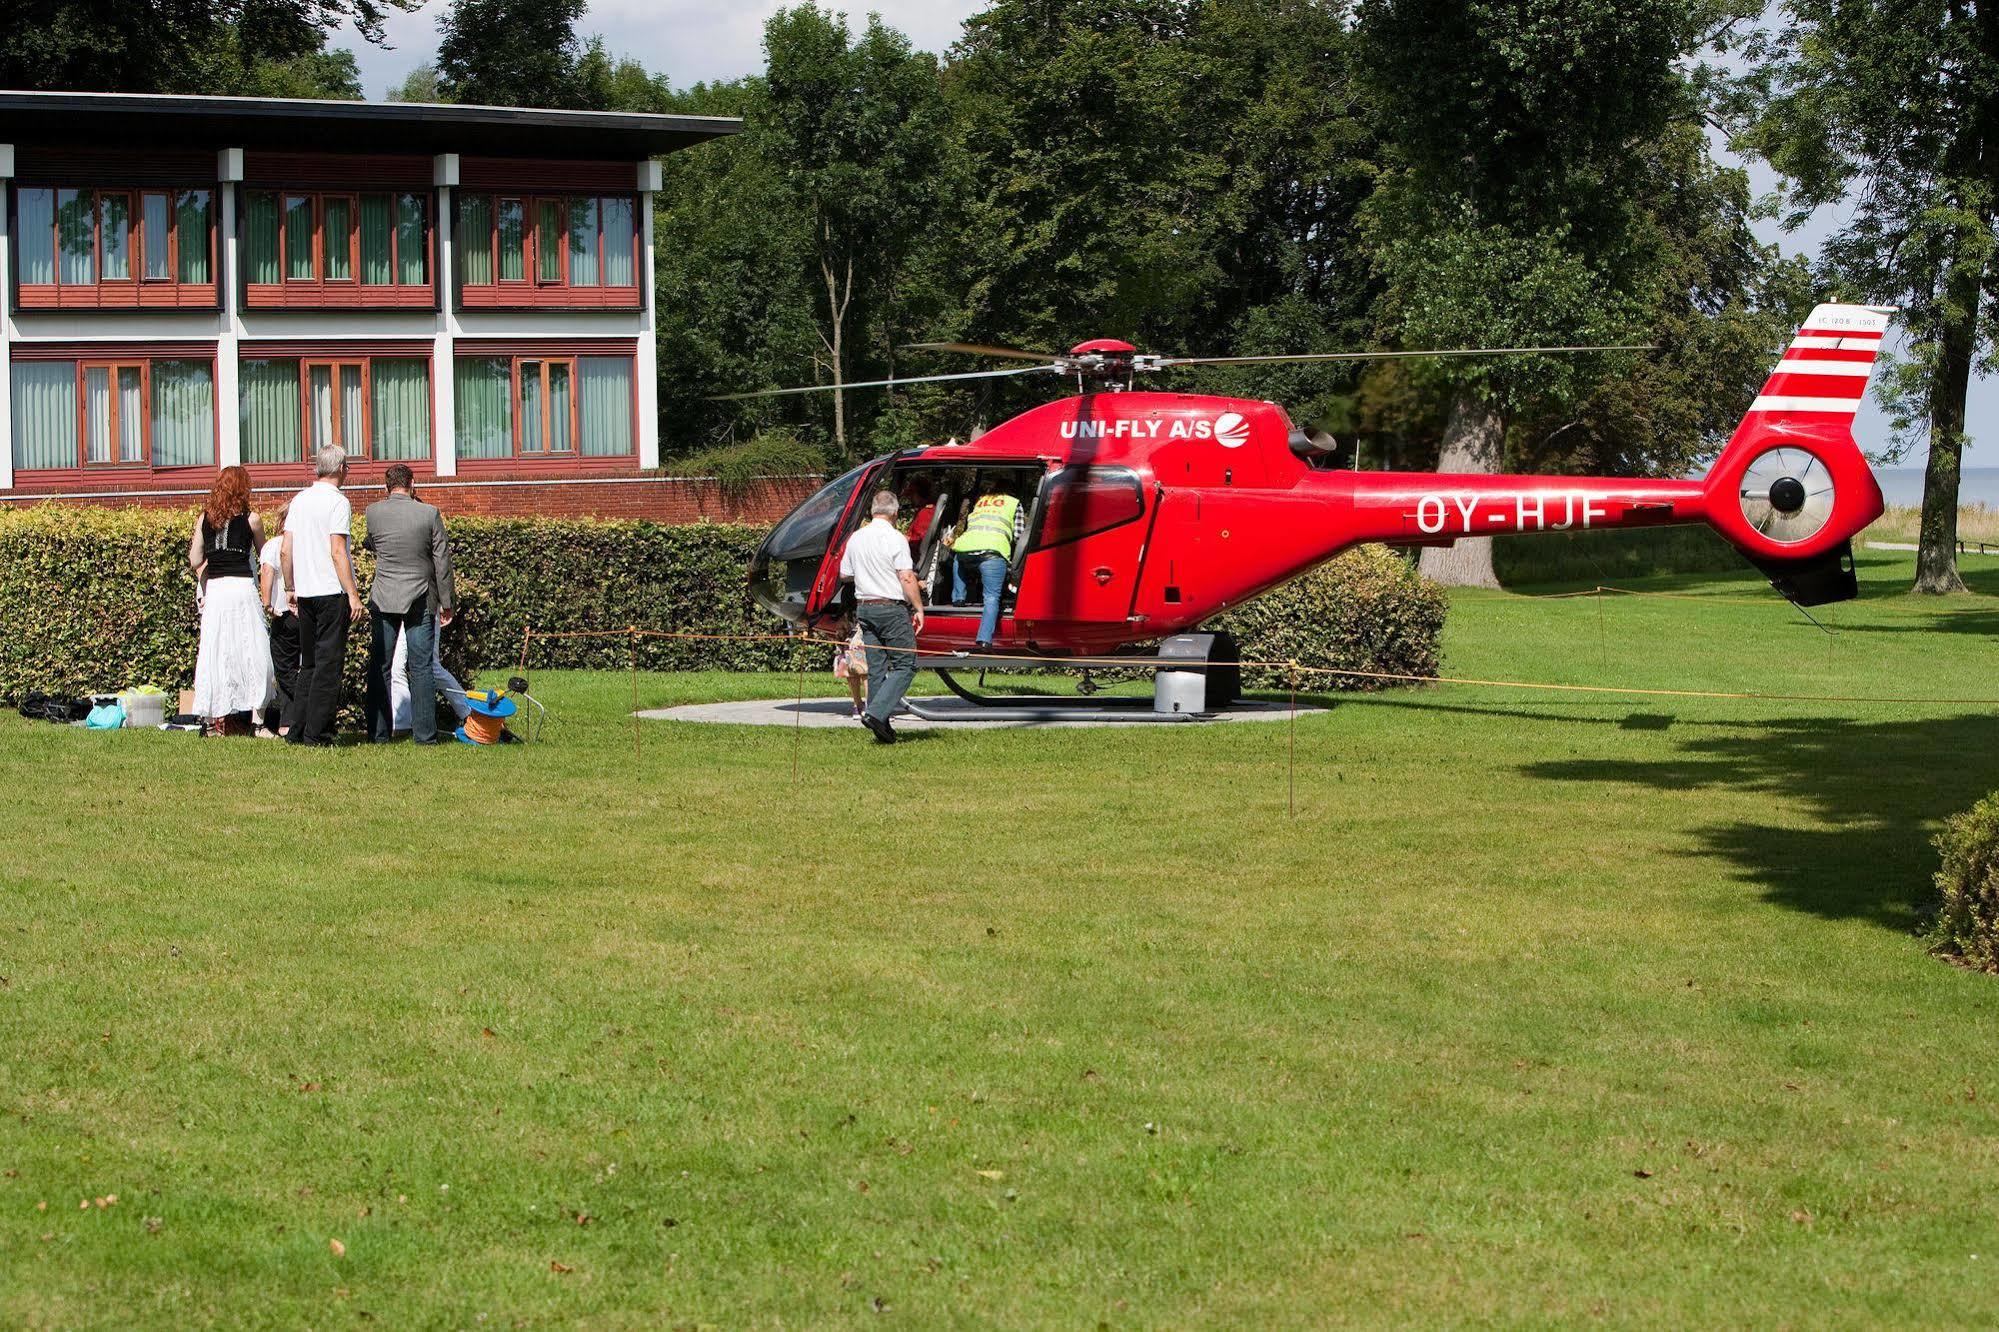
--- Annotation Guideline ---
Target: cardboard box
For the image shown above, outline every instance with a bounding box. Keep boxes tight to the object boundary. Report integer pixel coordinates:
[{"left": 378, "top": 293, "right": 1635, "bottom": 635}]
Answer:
[{"left": 178, "top": 689, "right": 195, "bottom": 717}]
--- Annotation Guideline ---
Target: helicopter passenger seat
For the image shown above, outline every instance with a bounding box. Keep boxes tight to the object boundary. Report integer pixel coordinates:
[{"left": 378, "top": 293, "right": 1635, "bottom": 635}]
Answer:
[{"left": 920, "top": 483, "right": 971, "bottom": 604}]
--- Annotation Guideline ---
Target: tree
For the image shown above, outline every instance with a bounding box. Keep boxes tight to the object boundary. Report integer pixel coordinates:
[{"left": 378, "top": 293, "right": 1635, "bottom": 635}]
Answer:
[
  {"left": 435, "top": 0, "right": 590, "bottom": 109},
  {"left": 653, "top": 80, "right": 825, "bottom": 452},
  {"left": 1507, "top": 119, "right": 1815, "bottom": 480},
  {"left": 759, "top": 5, "right": 952, "bottom": 458},
  {"left": 1356, "top": 0, "right": 1703, "bottom": 587},
  {"left": 0, "top": 0, "right": 404, "bottom": 94},
  {"left": 387, "top": 64, "right": 445, "bottom": 102},
  {"left": 574, "top": 37, "right": 676, "bottom": 112},
  {"left": 1732, "top": 2, "right": 1999, "bottom": 595},
  {"left": 940, "top": 0, "right": 1379, "bottom": 434}
]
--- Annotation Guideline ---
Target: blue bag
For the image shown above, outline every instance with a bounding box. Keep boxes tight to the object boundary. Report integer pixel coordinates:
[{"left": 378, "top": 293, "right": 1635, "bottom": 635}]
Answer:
[{"left": 85, "top": 702, "right": 127, "bottom": 730}]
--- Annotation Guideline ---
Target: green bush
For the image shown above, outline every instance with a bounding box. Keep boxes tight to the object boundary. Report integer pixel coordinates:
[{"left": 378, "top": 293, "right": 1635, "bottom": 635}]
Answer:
[
  {"left": 1927, "top": 794, "right": 1999, "bottom": 973},
  {"left": 1493, "top": 525, "right": 1743, "bottom": 588},
  {"left": 659, "top": 430, "right": 828, "bottom": 493},
  {"left": 445, "top": 518, "right": 793, "bottom": 673},
  {"left": 1212, "top": 544, "right": 1448, "bottom": 691}
]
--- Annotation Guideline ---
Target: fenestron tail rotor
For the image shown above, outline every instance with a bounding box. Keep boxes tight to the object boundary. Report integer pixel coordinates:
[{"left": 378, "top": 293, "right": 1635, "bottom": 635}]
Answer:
[{"left": 1738, "top": 447, "right": 1837, "bottom": 545}]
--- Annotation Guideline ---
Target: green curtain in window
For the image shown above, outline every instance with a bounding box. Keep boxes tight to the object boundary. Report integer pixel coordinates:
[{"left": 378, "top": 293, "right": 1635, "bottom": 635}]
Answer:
[
  {"left": 601, "top": 197, "right": 635, "bottom": 286},
  {"left": 324, "top": 197, "right": 353, "bottom": 280},
  {"left": 397, "top": 193, "right": 427, "bottom": 284},
  {"left": 101, "top": 194, "right": 131, "bottom": 281},
  {"left": 143, "top": 194, "right": 172, "bottom": 280},
  {"left": 567, "top": 197, "right": 599, "bottom": 287},
  {"left": 537, "top": 200, "right": 563, "bottom": 282},
  {"left": 284, "top": 195, "right": 314, "bottom": 280},
  {"left": 454, "top": 358, "right": 512, "bottom": 459},
  {"left": 176, "top": 190, "right": 211, "bottom": 283},
  {"left": 458, "top": 194, "right": 493, "bottom": 286},
  {"left": 579, "top": 357, "right": 633, "bottom": 457},
  {"left": 240, "top": 359, "right": 302, "bottom": 464},
  {"left": 116, "top": 367, "right": 145, "bottom": 463},
  {"left": 244, "top": 191, "right": 280, "bottom": 284},
  {"left": 151, "top": 361, "right": 215, "bottom": 468},
  {"left": 18, "top": 188, "right": 55, "bottom": 284},
  {"left": 10, "top": 362, "right": 78, "bottom": 470},
  {"left": 370, "top": 359, "right": 431, "bottom": 461},
  {"left": 548, "top": 362, "right": 573, "bottom": 452},
  {"left": 519, "top": 362, "right": 545, "bottom": 453},
  {"left": 497, "top": 199, "right": 525, "bottom": 281},
  {"left": 360, "top": 194, "right": 392, "bottom": 284},
  {"left": 57, "top": 189, "right": 94, "bottom": 284},
  {"left": 341, "top": 366, "right": 365, "bottom": 452}
]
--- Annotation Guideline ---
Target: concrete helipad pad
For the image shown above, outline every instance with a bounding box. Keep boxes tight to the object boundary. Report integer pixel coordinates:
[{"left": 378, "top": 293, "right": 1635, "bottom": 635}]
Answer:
[{"left": 637, "top": 695, "right": 1323, "bottom": 730}]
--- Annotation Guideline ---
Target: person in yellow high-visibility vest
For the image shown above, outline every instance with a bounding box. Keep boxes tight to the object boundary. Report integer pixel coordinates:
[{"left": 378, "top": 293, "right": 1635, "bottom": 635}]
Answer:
[{"left": 946, "top": 477, "right": 1021, "bottom": 648}]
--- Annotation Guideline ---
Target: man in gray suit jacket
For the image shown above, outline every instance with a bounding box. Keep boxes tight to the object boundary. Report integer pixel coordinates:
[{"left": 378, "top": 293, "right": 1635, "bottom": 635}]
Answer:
[{"left": 363, "top": 464, "right": 456, "bottom": 744}]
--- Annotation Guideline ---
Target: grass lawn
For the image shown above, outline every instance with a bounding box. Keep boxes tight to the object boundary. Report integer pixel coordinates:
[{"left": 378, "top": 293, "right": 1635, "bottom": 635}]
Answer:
[{"left": 4, "top": 548, "right": 1998, "bottom": 1327}]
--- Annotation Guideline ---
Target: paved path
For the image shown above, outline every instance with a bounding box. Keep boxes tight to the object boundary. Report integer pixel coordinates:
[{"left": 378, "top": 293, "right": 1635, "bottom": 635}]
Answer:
[{"left": 637, "top": 695, "right": 1322, "bottom": 730}]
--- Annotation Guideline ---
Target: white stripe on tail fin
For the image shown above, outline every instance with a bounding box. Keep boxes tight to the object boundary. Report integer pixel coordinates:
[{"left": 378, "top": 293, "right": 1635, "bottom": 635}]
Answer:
[{"left": 1745, "top": 303, "right": 1893, "bottom": 418}]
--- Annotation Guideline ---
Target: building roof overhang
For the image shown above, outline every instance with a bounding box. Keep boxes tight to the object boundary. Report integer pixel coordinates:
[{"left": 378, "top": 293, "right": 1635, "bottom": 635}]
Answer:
[{"left": 0, "top": 90, "right": 740, "bottom": 159}]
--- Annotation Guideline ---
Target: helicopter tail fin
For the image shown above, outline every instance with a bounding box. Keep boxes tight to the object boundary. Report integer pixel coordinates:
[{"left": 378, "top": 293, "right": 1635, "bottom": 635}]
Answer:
[{"left": 1700, "top": 303, "right": 1892, "bottom": 606}]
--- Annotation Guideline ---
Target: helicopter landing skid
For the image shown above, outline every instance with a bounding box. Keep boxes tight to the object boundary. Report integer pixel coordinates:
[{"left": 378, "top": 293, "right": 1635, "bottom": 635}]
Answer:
[
  {"left": 903, "top": 632, "right": 1240, "bottom": 724},
  {"left": 906, "top": 668, "right": 1203, "bottom": 724}
]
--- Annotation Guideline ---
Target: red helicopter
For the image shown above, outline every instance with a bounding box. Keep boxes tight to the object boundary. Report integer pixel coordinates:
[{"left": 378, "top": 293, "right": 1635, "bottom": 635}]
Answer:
[{"left": 742, "top": 302, "right": 1889, "bottom": 716}]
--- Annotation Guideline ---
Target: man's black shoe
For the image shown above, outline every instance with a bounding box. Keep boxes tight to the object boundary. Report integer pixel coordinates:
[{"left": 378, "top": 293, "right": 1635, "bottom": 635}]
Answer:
[{"left": 863, "top": 714, "right": 896, "bottom": 744}]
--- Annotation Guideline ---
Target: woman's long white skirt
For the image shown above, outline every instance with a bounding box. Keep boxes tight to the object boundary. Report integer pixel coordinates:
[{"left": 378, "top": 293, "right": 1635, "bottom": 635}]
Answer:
[{"left": 192, "top": 576, "right": 276, "bottom": 718}]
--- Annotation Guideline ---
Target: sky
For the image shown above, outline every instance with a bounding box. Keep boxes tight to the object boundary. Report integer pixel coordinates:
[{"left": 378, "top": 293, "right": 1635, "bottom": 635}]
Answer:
[{"left": 338, "top": 0, "right": 1986, "bottom": 464}]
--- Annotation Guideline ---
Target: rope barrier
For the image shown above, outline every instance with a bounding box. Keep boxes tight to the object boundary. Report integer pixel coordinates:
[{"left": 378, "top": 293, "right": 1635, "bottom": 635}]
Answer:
[
  {"left": 512, "top": 621, "right": 1999, "bottom": 709},
  {"left": 1527, "top": 583, "right": 1998, "bottom": 614}
]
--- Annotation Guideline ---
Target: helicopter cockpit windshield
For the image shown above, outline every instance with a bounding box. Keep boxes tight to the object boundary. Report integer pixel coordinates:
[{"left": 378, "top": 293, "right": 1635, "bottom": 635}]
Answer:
[{"left": 748, "top": 463, "right": 870, "bottom": 624}]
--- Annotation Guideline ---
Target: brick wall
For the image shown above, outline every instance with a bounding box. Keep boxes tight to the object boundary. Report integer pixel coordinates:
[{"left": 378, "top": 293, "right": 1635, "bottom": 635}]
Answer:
[{"left": 0, "top": 474, "right": 822, "bottom": 525}]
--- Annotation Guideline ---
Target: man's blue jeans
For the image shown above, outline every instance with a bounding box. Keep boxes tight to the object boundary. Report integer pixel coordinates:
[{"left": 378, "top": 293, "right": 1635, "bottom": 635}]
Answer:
[
  {"left": 367, "top": 598, "right": 436, "bottom": 743},
  {"left": 952, "top": 553, "right": 1008, "bottom": 644},
  {"left": 855, "top": 600, "right": 917, "bottom": 723}
]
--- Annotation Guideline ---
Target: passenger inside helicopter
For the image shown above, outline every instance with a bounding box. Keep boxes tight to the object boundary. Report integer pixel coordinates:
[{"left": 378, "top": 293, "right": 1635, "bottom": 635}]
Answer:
[{"left": 893, "top": 463, "right": 1041, "bottom": 618}]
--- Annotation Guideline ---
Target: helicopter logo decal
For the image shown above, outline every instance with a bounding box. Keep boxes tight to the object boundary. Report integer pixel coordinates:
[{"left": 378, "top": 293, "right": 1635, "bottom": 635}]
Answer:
[{"left": 1057, "top": 411, "right": 1253, "bottom": 445}]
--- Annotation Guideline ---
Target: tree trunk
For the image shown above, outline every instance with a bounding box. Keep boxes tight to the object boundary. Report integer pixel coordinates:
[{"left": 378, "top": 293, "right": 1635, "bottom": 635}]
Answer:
[
  {"left": 821, "top": 254, "right": 849, "bottom": 458},
  {"left": 1914, "top": 251, "right": 1982, "bottom": 594},
  {"left": 1418, "top": 389, "right": 1506, "bottom": 588}
]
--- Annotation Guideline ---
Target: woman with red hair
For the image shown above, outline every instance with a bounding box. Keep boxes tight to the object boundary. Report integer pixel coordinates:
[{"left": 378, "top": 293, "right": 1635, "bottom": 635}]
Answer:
[{"left": 188, "top": 465, "right": 275, "bottom": 734}]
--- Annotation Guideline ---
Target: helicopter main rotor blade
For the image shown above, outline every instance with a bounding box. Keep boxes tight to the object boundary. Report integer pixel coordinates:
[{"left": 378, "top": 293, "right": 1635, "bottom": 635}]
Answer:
[
  {"left": 709, "top": 364, "right": 1060, "bottom": 402},
  {"left": 902, "top": 341, "right": 1064, "bottom": 364},
  {"left": 1153, "top": 344, "right": 1658, "bottom": 368}
]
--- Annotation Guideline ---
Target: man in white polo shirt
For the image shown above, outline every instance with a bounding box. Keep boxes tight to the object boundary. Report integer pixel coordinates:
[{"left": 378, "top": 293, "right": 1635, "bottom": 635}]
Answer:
[
  {"left": 838, "top": 489, "right": 926, "bottom": 744},
  {"left": 280, "top": 446, "right": 365, "bottom": 747}
]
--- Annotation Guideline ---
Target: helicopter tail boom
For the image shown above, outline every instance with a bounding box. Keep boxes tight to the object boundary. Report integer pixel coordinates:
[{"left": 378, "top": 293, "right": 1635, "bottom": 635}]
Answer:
[{"left": 1337, "top": 303, "right": 1889, "bottom": 605}]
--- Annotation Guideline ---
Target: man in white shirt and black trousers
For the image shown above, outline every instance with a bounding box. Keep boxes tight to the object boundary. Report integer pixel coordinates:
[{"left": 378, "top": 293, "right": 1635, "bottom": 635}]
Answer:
[
  {"left": 839, "top": 489, "right": 926, "bottom": 744},
  {"left": 281, "top": 446, "right": 366, "bottom": 747}
]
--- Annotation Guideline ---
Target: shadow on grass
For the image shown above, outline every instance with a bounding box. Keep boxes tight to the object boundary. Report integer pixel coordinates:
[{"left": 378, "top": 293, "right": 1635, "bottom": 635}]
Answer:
[{"left": 1522, "top": 712, "right": 1999, "bottom": 932}]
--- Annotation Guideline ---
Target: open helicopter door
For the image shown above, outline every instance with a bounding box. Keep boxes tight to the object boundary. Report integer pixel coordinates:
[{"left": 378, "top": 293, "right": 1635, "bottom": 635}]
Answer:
[{"left": 746, "top": 460, "right": 887, "bottom": 628}]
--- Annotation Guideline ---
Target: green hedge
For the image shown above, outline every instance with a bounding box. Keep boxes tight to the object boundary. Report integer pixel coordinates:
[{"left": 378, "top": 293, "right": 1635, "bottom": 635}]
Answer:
[
  {"left": 0, "top": 507, "right": 1445, "bottom": 709},
  {"left": 1928, "top": 794, "right": 1999, "bottom": 973},
  {"left": 1214, "top": 544, "right": 1447, "bottom": 690},
  {"left": 446, "top": 518, "right": 792, "bottom": 672},
  {"left": 0, "top": 507, "right": 790, "bottom": 705}
]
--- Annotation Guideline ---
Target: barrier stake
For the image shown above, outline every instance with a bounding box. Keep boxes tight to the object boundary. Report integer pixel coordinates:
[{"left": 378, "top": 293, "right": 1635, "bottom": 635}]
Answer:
[
  {"left": 792, "top": 638, "right": 806, "bottom": 786},
  {"left": 630, "top": 626, "right": 641, "bottom": 762},
  {"left": 517, "top": 623, "right": 533, "bottom": 676},
  {"left": 1287, "top": 660, "right": 1299, "bottom": 819}
]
